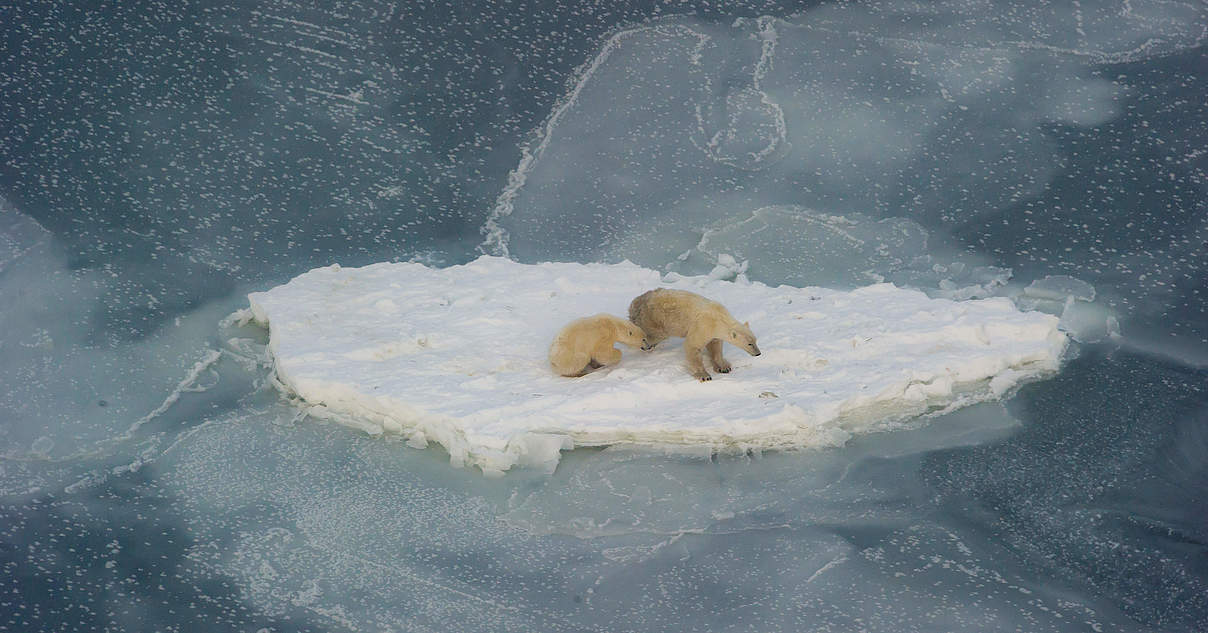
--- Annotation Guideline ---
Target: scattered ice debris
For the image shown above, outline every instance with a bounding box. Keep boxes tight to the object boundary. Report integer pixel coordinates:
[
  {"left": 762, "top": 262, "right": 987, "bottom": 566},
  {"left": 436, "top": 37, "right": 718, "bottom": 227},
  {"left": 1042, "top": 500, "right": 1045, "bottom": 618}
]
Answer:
[
  {"left": 1058, "top": 300, "right": 1122, "bottom": 344},
  {"left": 926, "top": 265, "right": 1014, "bottom": 301},
  {"left": 1015, "top": 275, "right": 1119, "bottom": 343},
  {"left": 707, "top": 253, "right": 749, "bottom": 282},
  {"left": 1024, "top": 275, "right": 1096, "bottom": 303}
]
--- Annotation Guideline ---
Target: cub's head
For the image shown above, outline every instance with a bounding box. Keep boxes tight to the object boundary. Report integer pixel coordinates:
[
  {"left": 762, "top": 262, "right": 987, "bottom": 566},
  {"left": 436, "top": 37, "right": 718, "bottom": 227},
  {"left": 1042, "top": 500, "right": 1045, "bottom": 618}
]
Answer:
[
  {"left": 729, "top": 321, "right": 761, "bottom": 356},
  {"left": 615, "top": 319, "right": 651, "bottom": 350}
]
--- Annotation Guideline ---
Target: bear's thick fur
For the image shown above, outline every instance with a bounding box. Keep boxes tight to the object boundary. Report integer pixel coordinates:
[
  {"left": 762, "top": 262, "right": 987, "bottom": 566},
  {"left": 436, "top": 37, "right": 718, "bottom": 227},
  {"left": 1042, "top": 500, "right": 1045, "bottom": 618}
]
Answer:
[
  {"left": 548, "top": 314, "right": 649, "bottom": 377},
  {"left": 629, "top": 289, "right": 761, "bottom": 381}
]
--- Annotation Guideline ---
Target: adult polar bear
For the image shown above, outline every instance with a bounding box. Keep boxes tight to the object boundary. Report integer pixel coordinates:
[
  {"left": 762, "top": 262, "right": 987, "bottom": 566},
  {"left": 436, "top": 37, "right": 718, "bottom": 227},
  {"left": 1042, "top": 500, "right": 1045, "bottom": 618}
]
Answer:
[{"left": 629, "top": 289, "right": 761, "bottom": 381}]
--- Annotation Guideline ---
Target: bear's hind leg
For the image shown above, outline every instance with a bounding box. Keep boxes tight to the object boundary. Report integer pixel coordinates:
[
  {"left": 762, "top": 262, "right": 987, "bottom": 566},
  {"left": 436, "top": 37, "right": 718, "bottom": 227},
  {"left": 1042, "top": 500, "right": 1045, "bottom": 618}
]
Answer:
[{"left": 707, "top": 339, "right": 731, "bottom": 373}]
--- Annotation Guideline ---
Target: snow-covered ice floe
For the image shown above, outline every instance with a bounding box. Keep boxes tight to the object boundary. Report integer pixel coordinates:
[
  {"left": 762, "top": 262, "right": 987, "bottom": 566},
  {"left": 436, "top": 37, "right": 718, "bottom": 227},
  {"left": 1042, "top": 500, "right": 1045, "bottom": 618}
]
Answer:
[{"left": 247, "top": 256, "right": 1067, "bottom": 475}]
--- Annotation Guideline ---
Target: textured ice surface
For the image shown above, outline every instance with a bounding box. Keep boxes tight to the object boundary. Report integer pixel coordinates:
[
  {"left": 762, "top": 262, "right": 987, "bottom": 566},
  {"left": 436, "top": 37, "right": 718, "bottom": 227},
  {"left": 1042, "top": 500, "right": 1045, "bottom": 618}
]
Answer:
[
  {"left": 485, "top": 1, "right": 1207, "bottom": 264},
  {"left": 0, "top": 203, "right": 233, "bottom": 494},
  {"left": 249, "top": 256, "right": 1066, "bottom": 473}
]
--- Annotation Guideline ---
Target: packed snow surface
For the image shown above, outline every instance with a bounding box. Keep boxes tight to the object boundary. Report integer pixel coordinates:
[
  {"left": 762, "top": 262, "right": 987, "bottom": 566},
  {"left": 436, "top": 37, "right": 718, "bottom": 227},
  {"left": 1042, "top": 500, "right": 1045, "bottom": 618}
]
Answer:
[{"left": 248, "top": 256, "right": 1066, "bottom": 474}]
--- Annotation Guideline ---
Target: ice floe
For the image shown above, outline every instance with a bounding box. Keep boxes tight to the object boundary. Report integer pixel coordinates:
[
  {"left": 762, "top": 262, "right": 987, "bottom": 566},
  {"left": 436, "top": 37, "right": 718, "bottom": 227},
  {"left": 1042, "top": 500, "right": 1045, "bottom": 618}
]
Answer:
[{"left": 248, "top": 256, "right": 1067, "bottom": 475}]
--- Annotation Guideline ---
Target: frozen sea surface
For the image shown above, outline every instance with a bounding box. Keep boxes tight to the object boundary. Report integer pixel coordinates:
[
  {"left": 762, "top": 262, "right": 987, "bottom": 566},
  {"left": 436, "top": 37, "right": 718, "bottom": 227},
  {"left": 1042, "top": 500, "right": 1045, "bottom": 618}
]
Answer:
[{"left": 2, "top": 0, "right": 1207, "bottom": 631}]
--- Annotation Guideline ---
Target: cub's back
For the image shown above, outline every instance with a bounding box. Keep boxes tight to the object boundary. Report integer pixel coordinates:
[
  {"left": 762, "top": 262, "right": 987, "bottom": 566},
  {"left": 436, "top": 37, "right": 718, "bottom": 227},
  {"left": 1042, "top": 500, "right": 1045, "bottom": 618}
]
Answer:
[{"left": 552, "top": 314, "right": 612, "bottom": 346}]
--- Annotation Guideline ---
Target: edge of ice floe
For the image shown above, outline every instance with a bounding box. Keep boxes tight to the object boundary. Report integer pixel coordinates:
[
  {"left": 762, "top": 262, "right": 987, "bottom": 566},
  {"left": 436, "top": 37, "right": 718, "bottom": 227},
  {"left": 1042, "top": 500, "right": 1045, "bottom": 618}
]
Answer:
[{"left": 258, "top": 346, "right": 1062, "bottom": 479}]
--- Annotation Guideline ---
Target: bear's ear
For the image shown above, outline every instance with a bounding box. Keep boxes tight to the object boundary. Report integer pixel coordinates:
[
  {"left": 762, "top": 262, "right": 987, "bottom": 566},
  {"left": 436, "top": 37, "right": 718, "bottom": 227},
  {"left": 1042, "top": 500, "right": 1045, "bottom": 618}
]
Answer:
[{"left": 744, "top": 321, "right": 749, "bottom": 327}]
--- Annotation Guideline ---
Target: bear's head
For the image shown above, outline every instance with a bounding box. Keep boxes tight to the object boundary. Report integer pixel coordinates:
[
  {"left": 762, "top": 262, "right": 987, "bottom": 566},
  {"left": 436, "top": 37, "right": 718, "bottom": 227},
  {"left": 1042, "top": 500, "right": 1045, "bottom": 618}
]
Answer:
[
  {"left": 729, "top": 321, "right": 761, "bottom": 356},
  {"left": 615, "top": 319, "right": 650, "bottom": 350}
]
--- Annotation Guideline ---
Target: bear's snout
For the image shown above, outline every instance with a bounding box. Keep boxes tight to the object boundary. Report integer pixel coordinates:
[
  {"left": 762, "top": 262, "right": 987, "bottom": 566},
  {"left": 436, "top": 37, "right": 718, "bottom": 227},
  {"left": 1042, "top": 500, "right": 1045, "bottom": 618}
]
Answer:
[
  {"left": 641, "top": 338, "right": 653, "bottom": 351},
  {"left": 748, "top": 343, "right": 762, "bottom": 356}
]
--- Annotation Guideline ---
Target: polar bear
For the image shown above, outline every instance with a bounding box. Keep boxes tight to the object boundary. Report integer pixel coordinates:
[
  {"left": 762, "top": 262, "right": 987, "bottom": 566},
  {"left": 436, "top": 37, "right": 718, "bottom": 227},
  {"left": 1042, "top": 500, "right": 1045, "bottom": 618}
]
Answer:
[
  {"left": 548, "top": 314, "right": 650, "bottom": 377},
  {"left": 628, "top": 289, "right": 761, "bottom": 381}
]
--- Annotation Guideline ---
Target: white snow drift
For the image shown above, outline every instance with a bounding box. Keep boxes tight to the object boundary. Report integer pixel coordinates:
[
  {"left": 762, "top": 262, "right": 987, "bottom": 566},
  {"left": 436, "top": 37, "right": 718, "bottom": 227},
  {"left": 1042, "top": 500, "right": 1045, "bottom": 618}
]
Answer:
[{"left": 247, "top": 257, "right": 1066, "bottom": 475}]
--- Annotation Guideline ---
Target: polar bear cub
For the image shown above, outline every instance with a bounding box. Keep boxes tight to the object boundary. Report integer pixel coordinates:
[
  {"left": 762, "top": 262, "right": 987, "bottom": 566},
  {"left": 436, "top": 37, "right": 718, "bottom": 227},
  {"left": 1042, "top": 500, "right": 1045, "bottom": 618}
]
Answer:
[
  {"left": 548, "top": 314, "right": 650, "bottom": 377},
  {"left": 629, "top": 289, "right": 761, "bottom": 381}
]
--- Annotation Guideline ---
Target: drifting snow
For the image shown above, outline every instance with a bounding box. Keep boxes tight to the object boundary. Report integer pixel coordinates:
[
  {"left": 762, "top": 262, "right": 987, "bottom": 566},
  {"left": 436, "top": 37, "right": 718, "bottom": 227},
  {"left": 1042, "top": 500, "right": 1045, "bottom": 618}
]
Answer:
[{"left": 248, "top": 257, "right": 1066, "bottom": 475}]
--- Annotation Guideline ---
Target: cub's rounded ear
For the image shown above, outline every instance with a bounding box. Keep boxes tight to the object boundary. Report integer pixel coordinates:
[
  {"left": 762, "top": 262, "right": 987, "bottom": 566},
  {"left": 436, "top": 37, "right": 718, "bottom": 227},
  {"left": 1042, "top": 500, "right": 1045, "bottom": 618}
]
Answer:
[{"left": 744, "top": 321, "right": 750, "bottom": 327}]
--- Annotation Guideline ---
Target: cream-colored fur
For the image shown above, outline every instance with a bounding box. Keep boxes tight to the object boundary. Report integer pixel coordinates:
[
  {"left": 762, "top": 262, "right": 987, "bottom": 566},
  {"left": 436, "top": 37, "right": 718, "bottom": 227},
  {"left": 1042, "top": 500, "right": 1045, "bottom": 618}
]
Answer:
[
  {"left": 629, "top": 289, "right": 761, "bottom": 381},
  {"left": 548, "top": 314, "right": 649, "bottom": 377}
]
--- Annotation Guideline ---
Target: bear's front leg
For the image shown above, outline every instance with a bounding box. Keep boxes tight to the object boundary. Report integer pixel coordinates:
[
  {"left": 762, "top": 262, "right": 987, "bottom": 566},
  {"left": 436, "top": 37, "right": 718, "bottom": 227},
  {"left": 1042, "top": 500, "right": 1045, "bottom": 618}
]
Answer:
[
  {"left": 592, "top": 344, "right": 623, "bottom": 368},
  {"left": 684, "top": 343, "right": 711, "bottom": 381},
  {"left": 707, "top": 339, "right": 731, "bottom": 373}
]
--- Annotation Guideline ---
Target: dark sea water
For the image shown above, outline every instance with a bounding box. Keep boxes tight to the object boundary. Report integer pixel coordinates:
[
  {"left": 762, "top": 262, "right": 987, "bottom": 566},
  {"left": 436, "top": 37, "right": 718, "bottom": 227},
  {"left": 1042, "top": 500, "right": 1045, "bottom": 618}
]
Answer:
[{"left": 2, "top": 1, "right": 1205, "bottom": 631}]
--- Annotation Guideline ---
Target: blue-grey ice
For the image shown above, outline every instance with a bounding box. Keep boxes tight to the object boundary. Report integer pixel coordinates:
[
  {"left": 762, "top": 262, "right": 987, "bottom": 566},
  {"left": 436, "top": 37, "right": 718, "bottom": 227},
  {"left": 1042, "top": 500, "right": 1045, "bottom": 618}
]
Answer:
[{"left": 2, "top": 0, "right": 1206, "bottom": 631}]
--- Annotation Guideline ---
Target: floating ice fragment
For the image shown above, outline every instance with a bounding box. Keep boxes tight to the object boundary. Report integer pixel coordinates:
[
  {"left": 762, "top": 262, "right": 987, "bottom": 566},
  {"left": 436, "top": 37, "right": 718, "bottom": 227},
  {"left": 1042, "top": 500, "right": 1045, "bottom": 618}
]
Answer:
[
  {"left": 247, "top": 256, "right": 1067, "bottom": 474},
  {"left": 706, "top": 253, "right": 749, "bottom": 281},
  {"left": 1059, "top": 300, "right": 1122, "bottom": 343},
  {"left": 692, "top": 206, "right": 931, "bottom": 287},
  {"left": 30, "top": 436, "right": 53, "bottom": 455},
  {"left": 1025, "top": 275, "right": 1097, "bottom": 303},
  {"left": 1015, "top": 275, "right": 1119, "bottom": 343}
]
